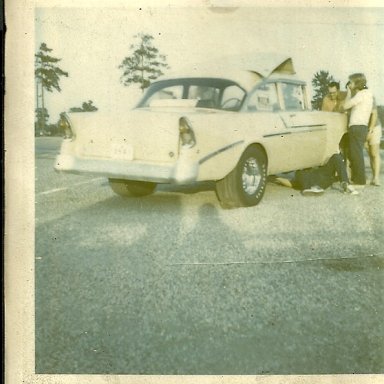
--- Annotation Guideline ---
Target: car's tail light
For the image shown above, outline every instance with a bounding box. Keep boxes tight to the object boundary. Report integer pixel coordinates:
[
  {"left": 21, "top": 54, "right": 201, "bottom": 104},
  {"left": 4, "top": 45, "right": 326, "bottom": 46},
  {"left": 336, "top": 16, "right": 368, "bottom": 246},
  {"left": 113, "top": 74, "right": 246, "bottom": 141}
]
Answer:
[
  {"left": 179, "top": 117, "right": 196, "bottom": 148},
  {"left": 59, "top": 113, "right": 74, "bottom": 140}
]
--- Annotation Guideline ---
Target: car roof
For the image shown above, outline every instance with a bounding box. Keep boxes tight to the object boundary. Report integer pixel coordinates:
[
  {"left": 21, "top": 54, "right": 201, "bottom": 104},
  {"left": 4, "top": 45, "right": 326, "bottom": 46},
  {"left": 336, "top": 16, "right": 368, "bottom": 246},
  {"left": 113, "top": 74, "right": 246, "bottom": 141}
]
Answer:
[{"left": 159, "top": 53, "right": 301, "bottom": 92}]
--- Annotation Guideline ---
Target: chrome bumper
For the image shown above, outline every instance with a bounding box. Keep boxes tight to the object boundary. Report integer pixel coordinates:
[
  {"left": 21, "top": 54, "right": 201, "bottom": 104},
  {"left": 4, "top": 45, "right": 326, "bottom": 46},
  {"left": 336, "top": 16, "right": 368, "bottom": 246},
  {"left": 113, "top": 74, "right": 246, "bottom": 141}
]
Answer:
[{"left": 54, "top": 154, "right": 199, "bottom": 184}]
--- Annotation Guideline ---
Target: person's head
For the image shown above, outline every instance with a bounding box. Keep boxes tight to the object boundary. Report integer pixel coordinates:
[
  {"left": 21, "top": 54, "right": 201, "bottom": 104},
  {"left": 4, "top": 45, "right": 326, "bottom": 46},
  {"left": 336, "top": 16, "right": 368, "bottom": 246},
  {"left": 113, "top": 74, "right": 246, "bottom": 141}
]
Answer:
[
  {"left": 348, "top": 73, "right": 368, "bottom": 91},
  {"left": 328, "top": 81, "right": 340, "bottom": 100}
]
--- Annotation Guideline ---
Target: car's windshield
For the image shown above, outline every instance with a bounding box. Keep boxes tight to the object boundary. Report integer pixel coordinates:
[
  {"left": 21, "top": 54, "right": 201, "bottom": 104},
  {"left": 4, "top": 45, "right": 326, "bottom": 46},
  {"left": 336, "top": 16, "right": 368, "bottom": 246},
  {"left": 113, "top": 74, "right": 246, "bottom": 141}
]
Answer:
[{"left": 137, "top": 78, "right": 246, "bottom": 111}]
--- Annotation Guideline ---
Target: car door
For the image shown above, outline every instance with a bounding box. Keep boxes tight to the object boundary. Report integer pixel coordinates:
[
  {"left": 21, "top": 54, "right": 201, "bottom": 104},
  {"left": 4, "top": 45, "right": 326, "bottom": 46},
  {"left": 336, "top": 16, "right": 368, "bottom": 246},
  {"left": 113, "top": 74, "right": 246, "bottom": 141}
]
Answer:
[
  {"left": 278, "top": 82, "right": 327, "bottom": 170},
  {"left": 247, "top": 82, "right": 293, "bottom": 174}
]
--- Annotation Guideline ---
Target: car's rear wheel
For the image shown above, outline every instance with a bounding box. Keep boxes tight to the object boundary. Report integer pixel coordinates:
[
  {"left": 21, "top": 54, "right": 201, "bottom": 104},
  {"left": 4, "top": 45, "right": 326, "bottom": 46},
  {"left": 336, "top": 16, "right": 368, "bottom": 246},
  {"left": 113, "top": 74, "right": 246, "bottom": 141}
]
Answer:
[
  {"left": 215, "top": 145, "right": 267, "bottom": 208},
  {"left": 108, "top": 179, "right": 157, "bottom": 197}
]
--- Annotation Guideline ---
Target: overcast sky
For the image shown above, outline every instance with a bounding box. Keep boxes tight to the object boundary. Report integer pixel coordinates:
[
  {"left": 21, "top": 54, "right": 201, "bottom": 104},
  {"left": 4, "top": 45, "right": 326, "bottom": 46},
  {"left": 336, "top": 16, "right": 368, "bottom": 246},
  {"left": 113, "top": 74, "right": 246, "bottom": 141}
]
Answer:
[{"left": 35, "top": 5, "right": 384, "bottom": 122}]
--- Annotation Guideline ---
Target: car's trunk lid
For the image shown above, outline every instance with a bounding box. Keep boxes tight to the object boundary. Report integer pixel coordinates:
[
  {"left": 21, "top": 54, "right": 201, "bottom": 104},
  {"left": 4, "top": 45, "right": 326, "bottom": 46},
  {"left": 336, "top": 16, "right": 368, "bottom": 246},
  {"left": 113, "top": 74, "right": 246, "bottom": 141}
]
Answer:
[{"left": 68, "top": 109, "right": 183, "bottom": 163}]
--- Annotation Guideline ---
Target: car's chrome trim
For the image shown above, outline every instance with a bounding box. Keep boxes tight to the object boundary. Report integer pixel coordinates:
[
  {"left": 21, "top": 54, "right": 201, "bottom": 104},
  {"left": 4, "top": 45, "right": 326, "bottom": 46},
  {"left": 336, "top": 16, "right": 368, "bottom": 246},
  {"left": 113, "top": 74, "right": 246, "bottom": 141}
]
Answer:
[
  {"left": 279, "top": 116, "right": 326, "bottom": 131},
  {"left": 290, "top": 124, "right": 326, "bottom": 129},
  {"left": 198, "top": 140, "right": 244, "bottom": 164},
  {"left": 288, "top": 128, "right": 327, "bottom": 134},
  {"left": 263, "top": 132, "right": 292, "bottom": 138},
  {"left": 279, "top": 116, "right": 290, "bottom": 129},
  {"left": 263, "top": 125, "right": 326, "bottom": 138}
]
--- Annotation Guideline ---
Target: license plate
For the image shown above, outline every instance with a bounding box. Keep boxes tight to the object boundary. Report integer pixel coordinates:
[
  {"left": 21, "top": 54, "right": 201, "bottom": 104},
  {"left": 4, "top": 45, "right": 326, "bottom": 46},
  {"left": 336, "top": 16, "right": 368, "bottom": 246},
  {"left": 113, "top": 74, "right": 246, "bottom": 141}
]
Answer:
[{"left": 112, "top": 143, "right": 134, "bottom": 160}]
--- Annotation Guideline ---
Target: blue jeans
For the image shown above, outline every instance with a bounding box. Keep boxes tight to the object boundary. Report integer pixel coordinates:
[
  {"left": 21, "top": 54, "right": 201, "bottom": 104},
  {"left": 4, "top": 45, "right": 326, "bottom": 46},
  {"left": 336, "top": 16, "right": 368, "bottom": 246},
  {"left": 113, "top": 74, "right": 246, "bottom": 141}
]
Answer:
[{"left": 348, "top": 125, "right": 368, "bottom": 185}]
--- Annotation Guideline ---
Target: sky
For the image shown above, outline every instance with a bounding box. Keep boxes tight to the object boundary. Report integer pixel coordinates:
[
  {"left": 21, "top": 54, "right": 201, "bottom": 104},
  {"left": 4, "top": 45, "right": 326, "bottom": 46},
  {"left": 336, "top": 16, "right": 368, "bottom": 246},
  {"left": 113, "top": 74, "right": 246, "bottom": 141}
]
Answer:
[{"left": 35, "top": 5, "right": 384, "bottom": 123}]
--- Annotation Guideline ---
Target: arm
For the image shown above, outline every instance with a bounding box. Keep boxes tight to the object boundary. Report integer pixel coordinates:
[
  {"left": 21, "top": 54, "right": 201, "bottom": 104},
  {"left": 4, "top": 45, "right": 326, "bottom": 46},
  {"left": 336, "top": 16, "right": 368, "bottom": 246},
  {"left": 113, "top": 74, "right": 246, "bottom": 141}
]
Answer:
[
  {"left": 368, "top": 107, "right": 378, "bottom": 132},
  {"left": 343, "top": 88, "right": 361, "bottom": 111},
  {"left": 321, "top": 96, "right": 331, "bottom": 111},
  {"left": 341, "top": 87, "right": 357, "bottom": 111},
  {"left": 321, "top": 98, "right": 327, "bottom": 111}
]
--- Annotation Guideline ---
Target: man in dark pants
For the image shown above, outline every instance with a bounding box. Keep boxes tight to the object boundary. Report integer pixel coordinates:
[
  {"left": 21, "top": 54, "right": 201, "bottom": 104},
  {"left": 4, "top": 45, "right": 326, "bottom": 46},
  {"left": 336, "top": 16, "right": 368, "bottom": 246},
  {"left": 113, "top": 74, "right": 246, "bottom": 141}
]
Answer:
[
  {"left": 341, "top": 73, "right": 373, "bottom": 186},
  {"left": 273, "top": 153, "right": 358, "bottom": 195}
]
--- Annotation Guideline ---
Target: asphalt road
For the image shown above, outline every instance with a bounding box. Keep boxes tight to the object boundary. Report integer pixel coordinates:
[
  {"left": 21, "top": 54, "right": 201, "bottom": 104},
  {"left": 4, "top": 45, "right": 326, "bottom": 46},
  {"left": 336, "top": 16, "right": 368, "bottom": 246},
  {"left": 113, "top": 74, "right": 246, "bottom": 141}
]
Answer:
[{"left": 35, "top": 137, "right": 384, "bottom": 374}]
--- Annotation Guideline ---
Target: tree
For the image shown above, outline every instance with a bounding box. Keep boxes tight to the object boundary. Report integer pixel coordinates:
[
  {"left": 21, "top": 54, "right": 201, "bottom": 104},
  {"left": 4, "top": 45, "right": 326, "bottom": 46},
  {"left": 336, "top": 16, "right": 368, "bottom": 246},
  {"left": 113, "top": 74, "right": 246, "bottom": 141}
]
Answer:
[
  {"left": 119, "top": 33, "right": 170, "bottom": 92},
  {"left": 311, "top": 70, "right": 335, "bottom": 110},
  {"left": 35, "top": 43, "right": 69, "bottom": 133},
  {"left": 69, "top": 100, "right": 98, "bottom": 112}
]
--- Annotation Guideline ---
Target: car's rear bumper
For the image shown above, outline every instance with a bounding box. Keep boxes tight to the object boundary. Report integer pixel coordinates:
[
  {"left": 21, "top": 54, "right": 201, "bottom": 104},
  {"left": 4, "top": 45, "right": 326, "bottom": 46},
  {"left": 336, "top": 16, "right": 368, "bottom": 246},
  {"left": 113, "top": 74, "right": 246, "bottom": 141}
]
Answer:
[{"left": 54, "top": 154, "right": 199, "bottom": 184}]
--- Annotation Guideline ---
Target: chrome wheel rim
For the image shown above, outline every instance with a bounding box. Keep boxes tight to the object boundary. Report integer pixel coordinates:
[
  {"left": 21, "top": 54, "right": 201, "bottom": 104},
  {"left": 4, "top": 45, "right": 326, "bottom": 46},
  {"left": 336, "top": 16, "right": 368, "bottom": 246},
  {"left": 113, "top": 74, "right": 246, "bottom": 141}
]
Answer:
[{"left": 242, "top": 157, "right": 261, "bottom": 195}]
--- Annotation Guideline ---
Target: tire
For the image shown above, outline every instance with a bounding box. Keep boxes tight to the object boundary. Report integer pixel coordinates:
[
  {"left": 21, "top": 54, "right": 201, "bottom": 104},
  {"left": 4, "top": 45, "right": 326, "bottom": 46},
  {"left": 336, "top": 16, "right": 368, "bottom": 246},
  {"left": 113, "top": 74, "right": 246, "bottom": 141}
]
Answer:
[
  {"left": 215, "top": 145, "right": 267, "bottom": 208},
  {"left": 108, "top": 179, "right": 157, "bottom": 197}
]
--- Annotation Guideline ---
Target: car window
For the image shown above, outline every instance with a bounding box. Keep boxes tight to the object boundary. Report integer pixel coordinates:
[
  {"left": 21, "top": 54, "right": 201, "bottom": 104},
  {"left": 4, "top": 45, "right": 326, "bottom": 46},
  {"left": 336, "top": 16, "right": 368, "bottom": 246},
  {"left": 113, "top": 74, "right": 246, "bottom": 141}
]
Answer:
[
  {"left": 247, "top": 83, "right": 279, "bottom": 112},
  {"left": 281, "top": 83, "right": 305, "bottom": 111},
  {"left": 221, "top": 85, "right": 246, "bottom": 111},
  {"left": 188, "top": 85, "right": 220, "bottom": 109},
  {"left": 144, "top": 85, "right": 183, "bottom": 106},
  {"left": 137, "top": 79, "right": 246, "bottom": 110}
]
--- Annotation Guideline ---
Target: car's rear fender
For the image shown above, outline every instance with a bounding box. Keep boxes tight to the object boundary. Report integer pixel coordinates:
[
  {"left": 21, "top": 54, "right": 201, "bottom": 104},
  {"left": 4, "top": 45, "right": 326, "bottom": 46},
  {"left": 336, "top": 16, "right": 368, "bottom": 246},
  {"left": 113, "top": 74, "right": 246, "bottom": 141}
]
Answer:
[{"left": 185, "top": 113, "right": 277, "bottom": 181}]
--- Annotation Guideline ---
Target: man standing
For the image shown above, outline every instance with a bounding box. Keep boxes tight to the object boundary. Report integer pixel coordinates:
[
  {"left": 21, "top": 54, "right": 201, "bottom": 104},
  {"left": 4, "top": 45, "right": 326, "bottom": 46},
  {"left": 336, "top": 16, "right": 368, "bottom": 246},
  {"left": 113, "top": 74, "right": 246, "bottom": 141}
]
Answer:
[
  {"left": 322, "top": 81, "right": 347, "bottom": 112},
  {"left": 342, "top": 73, "right": 373, "bottom": 186},
  {"left": 322, "top": 82, "right": 348, "bottom": 161}
]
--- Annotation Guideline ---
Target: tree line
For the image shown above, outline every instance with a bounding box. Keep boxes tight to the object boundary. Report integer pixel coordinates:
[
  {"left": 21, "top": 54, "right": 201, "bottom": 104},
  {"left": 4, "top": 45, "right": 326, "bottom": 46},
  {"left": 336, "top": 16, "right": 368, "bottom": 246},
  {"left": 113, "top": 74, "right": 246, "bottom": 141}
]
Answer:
[
  {"left": 35, "top": 33, "right": 169, "bottom": 136},
  {"left": 35, "top": 38, "right": 383, "bottom": 136}
]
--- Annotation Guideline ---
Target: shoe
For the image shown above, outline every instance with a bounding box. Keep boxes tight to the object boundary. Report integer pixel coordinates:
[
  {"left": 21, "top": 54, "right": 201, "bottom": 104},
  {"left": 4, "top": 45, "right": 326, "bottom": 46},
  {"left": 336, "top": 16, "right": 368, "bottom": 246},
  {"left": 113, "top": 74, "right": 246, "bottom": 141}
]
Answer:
[
  {"left": 351, "top": 183, "right": 366, "bottom": 190},
  {"left": 331, "top": 182, "right": 343, "bottom": 191},
  {"left": 301, "top": 185, "right": 324, "bottom": 196},
  {"left": 340, "top": 181, "right": 348, "bottom": 192},
  {"left": 345, "top": 184, "right": 359, "bottom": 195},
  {"left": 370, "top": 180, "right": 381, "bottom": 186}
]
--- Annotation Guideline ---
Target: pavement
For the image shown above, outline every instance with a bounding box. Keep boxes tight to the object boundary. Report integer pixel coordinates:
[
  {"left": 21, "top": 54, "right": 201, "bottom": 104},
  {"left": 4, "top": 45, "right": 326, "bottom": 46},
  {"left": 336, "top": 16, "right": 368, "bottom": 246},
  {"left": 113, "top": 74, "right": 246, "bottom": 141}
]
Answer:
[{"left": 34, "top": 137, "right": 384, "bottom": 374}]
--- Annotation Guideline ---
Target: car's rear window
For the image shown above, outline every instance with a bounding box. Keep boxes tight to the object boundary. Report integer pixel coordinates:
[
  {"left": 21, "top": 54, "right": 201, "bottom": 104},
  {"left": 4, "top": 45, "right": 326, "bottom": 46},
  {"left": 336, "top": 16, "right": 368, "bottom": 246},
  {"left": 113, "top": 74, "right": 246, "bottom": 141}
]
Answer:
[
  {"left": 137, "top": 79, "right": 246, "bottom": 111},
  {"left": 144, "top": 85, "right": 184, "bottom": 105}
]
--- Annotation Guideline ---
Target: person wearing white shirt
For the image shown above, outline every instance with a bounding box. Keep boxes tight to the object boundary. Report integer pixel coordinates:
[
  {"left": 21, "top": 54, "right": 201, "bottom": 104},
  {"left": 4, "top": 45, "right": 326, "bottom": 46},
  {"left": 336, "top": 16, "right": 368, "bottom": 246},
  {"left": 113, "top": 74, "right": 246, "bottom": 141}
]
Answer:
[{"left": 342, "top": 73, "right": 373, "bottom": 186}]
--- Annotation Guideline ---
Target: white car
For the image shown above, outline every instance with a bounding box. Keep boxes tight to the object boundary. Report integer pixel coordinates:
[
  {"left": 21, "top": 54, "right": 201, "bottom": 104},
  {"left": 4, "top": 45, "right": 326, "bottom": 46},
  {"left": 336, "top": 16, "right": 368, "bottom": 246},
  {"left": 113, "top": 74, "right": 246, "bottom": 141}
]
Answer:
[{"left": 55, "top": 54, "right": 347, "bottom": 207}]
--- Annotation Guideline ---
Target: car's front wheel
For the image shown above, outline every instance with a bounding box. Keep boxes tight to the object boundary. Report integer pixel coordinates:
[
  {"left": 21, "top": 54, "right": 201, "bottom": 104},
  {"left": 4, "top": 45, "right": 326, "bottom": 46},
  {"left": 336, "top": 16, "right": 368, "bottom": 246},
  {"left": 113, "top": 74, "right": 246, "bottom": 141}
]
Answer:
[
  {"left": 108, "top": 179, "right": 157, "bottom": 197},
  {"left": 215, "top": 145, "right": 267, "bottom": 208}
]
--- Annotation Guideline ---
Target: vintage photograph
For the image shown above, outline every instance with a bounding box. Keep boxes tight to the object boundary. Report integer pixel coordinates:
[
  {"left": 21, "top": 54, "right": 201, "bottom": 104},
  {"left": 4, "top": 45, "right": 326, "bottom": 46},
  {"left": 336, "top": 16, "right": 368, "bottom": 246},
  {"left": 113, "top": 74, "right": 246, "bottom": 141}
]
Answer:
[{"left": 6, "top": 1, "right": 384, "bottom": 382}]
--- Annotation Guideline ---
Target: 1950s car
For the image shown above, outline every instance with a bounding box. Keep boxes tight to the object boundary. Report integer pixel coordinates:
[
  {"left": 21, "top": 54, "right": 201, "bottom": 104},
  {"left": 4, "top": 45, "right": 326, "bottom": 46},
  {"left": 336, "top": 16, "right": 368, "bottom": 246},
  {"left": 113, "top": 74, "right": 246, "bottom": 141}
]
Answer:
[{"left": 55, "top": 54, "right": 347, "bottom": 208}]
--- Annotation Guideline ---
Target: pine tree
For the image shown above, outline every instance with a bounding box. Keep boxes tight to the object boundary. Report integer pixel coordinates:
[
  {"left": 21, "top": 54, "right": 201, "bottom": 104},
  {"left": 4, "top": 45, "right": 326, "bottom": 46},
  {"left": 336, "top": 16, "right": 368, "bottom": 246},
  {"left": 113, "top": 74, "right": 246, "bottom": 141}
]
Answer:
[
  {"left": 119, "top": 33, "right": 169, "bottom": 92},
  {"left": 35, "top": 43, "right": 69, "bottom": 134},
  {"left": 311, "top": 70, "right": 335, "bottom": 110}
]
